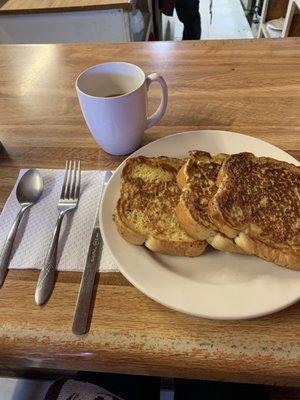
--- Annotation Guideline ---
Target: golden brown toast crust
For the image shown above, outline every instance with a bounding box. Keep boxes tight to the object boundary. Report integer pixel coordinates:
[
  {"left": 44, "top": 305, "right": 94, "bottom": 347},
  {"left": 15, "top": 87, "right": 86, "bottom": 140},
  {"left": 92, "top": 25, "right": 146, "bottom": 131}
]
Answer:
[
  {"left": 176, "top": 198, "right": 214, "bottom": 240},
  {"left": 235, "top": 233, "right": 300, "bottom": 271},
  {"left": 179, "top": 151, "right": 227, "bottom": 230},
  {"left": 175, "top": 151, "right": 244, "bottom": 254},
  {"left": 209, "top": 152, "right": 300, "bottom": 270},
  {"left": 114, "top": 156, "right": 206, "bottom": 257}
]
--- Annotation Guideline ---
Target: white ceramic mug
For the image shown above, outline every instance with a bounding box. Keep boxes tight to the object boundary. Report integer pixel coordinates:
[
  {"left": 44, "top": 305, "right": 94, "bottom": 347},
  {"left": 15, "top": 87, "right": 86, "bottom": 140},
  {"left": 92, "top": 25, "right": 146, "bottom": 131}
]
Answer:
[{"left": 76, "top": 62, "right": 168, "bottom": 155}]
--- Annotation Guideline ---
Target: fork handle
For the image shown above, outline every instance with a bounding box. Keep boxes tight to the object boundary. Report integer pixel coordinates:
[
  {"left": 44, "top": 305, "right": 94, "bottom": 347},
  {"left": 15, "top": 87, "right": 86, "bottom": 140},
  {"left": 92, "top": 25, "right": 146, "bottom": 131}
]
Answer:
[{"left": 35, "top": 211, "right": 65, "bottom": 306}]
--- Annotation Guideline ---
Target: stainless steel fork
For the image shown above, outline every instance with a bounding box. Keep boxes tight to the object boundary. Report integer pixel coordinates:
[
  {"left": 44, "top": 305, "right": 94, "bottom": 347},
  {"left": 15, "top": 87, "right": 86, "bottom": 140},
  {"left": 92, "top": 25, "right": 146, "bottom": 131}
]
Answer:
[{"left": 35, "top": 160, "right": 81, "bottom": 306}]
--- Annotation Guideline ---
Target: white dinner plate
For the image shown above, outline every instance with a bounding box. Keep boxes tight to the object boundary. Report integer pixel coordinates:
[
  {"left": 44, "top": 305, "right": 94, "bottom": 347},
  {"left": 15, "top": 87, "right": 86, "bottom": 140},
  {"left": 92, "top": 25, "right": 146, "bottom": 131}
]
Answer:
[{"left": 100, "top": 130, "right": 300, "bottom": 320}]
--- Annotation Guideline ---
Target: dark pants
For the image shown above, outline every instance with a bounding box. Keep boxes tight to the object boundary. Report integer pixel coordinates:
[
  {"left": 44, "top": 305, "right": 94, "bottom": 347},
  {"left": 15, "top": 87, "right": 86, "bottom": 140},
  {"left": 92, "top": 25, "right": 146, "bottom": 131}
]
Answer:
[{"left": 175, "top": 0, "right": 201, "bottom": 40}]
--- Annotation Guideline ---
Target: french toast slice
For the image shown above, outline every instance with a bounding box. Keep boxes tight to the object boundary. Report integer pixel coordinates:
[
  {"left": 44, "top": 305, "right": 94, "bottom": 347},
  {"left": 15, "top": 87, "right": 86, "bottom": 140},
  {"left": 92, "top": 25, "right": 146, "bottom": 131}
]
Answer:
[
  {"left": 114, "top": 156, "right": 207, "bottom": 257},
  {"left": 175, "top": 151, "right": 244, "bottom": 253},
  {"left": 208, "top": 152, "right": 300, "bottom": 270}
]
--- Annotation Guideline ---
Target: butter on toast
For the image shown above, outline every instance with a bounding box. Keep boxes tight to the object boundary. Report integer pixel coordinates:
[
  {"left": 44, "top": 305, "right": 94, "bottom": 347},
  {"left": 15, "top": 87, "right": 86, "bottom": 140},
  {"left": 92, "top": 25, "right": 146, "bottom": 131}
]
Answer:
[
  {"left": 114, "top": 156, "right": 206, "bottom": 257},
  {"left": 209, "top": 152, "right": 300, "bottom": 270},
  {"left": 175, "top": 151, "right": 244, "bottom": 253}
]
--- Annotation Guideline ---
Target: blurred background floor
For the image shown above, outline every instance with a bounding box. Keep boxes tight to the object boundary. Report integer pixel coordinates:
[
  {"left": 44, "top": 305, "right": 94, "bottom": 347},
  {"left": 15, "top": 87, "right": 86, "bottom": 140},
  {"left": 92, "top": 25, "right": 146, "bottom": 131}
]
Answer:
[
  {"left": 0, "top": 377, "right": 53, "bottom": 400},
  {"left": 162, "top": 0, "right": 254, "bottom": 40}
]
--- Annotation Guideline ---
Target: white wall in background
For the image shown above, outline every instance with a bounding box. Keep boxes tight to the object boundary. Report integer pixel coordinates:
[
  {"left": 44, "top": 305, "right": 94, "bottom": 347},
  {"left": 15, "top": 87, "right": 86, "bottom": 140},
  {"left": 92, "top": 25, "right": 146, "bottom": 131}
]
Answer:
[{"left": 0, "top": 9, "right": 131, "bottom": 44}]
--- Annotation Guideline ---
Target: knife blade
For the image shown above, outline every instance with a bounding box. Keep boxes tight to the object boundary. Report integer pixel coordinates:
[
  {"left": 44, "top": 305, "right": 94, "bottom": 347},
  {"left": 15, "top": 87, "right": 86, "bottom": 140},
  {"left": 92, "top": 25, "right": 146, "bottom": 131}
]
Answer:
[{"left": 72, "top": 171, "right": 112, "bottom": 335}]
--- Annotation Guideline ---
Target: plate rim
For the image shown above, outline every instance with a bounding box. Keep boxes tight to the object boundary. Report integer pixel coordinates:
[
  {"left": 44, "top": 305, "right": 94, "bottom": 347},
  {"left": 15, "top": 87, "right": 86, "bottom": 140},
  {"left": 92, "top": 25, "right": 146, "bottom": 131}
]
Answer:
[{"left": 100, "top": 129, "right": 300, "bottom": 320}]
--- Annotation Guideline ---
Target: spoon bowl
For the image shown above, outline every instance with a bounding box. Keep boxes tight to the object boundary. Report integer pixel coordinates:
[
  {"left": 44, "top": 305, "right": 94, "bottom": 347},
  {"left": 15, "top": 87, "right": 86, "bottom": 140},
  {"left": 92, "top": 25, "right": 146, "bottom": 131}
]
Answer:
[
  {"left": 16, "top": 169, "right": 44, "bottom": 205},
  {"left": 0, "top": 169, "right": 44, "bottom": 286}
]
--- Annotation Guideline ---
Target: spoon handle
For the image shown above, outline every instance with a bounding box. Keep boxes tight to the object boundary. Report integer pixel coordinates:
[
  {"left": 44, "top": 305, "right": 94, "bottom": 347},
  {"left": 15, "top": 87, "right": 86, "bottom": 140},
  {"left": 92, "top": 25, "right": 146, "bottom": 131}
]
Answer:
[
  {"left": 35, "top": 211, "right": 65, "bottom": 306},
  {"left": 0, "top": 206, "right": 28, "bottom": 286}
]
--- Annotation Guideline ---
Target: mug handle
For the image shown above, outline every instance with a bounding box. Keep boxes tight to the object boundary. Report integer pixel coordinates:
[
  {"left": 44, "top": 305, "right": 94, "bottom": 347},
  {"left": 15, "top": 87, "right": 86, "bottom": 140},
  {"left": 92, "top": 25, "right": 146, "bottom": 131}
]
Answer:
[{"left": 145, "top": 73, "right": 168, "bottom": 129}]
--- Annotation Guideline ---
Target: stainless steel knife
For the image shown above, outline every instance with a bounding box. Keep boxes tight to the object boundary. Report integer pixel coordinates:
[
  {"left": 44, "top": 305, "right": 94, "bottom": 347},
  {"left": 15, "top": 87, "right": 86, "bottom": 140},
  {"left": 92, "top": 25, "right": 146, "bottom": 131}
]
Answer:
[{"left": 72, "top": 171, "right": 112, "bottom": 335}]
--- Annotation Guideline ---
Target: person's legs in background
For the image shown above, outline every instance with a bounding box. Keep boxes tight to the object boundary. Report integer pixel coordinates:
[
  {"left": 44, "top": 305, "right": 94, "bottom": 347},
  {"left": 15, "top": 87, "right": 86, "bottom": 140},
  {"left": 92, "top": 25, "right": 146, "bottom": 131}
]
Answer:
[{"left": 175, "top": 0, "right": 201, "bottom": 39}]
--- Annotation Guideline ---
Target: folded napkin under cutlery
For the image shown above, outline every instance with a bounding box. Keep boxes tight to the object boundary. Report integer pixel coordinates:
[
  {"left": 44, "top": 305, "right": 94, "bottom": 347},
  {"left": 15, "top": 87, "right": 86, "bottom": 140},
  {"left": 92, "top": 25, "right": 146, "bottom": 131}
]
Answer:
[
  {"left": 47, "top": 379, "right": 124, "bottom": 400},
  {"left": 0, "top": 169, "right": 118, "bottom": 273}
]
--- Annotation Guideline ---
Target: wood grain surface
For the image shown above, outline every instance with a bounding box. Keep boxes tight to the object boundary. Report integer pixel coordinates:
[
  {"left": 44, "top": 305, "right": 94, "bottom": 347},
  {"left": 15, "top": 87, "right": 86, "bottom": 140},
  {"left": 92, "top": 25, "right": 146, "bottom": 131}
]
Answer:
[
  {"left": 0, "top": 0, "right": 133, "bottom": 14},
  {"left": 265, "top": 0, "right": 289, "bottom": 21},
  {"left": 0, "top": 39, "right": 299, "bottom": 386}
]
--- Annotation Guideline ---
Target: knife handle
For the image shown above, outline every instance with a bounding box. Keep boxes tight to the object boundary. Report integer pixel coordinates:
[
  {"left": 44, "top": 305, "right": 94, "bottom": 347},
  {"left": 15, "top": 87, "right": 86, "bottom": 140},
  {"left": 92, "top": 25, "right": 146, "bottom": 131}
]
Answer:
[
  {"left": 35, "top": 211, "right": 65, "bottom": 306},
  {"left": 72, "top": 227, "right": 102, "bottom": 335}
]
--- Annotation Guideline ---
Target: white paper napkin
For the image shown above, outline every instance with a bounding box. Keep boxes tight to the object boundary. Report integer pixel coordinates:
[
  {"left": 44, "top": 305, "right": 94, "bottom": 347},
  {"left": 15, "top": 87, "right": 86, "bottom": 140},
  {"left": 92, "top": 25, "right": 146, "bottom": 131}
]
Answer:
[
  {"left": 0, "top": 169, "right": 118, "bottom": 272},
  {"left": 56, "top": 379, "right": 123, "bottom": 400}
]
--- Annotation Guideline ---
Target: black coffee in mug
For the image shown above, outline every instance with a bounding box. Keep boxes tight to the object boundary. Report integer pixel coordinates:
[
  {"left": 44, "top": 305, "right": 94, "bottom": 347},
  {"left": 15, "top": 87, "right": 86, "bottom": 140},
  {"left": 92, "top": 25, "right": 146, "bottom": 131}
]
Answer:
[{"left": 105, "top": 93, "right": 125, "bottom": 98}]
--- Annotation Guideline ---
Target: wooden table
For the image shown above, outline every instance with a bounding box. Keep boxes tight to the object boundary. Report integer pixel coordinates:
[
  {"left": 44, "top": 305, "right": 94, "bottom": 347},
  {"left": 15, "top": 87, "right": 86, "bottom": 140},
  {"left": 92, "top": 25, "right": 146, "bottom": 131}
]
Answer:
[
  {"left": 0, "top": 39, "right": 299, "bottom": 387},
  {"left": 0, "top": 0, "right": 133, "bottom": 13}
]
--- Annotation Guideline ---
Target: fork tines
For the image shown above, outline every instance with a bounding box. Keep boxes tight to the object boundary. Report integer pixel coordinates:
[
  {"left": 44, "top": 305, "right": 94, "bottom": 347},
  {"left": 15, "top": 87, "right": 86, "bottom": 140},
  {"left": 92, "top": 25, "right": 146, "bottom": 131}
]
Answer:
[{"left": 61, "top": 160, "right": 81, "bottom": 200}]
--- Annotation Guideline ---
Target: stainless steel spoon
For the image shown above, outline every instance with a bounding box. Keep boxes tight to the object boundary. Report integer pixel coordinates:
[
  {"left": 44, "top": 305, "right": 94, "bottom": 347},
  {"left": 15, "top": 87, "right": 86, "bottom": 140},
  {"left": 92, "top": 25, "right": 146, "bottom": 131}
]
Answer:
[{"left": 0, "top": 169, "right": 44, "bottom": 286}]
